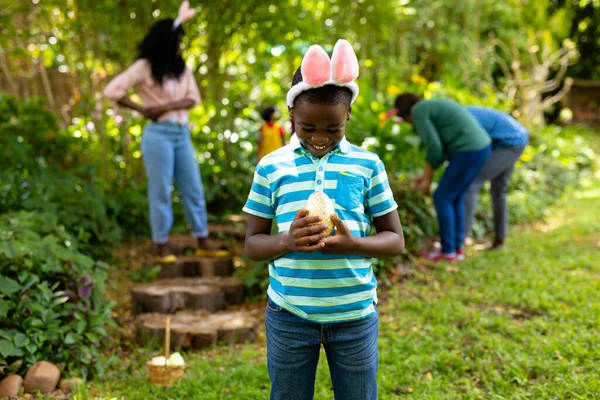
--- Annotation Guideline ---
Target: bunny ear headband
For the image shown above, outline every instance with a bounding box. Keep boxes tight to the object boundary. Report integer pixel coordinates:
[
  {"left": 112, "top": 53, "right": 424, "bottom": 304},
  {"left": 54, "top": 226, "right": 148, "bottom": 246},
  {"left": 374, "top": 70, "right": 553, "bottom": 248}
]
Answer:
[
  {"left": 286, "top": 39, "right": 359, "bottom": 108},
  {"left": 173, "top": 0, "right": 196, "bottom": 30}
]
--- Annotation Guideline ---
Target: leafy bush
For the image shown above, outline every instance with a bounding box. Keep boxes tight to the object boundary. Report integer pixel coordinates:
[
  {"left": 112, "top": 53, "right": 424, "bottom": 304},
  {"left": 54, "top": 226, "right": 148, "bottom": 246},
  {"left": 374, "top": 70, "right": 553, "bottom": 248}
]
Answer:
[
  {"left": 0, "top": 167, "right": 122, "bottom": 259},
  {"left": 0, "top": 95, "right": 84, "bottom": 170},
  {"left": 0, "top": 211, "right": 114, "bottom": 379},
  {"left": 0, "top": 95, "right": 122, "bottom": 258}
]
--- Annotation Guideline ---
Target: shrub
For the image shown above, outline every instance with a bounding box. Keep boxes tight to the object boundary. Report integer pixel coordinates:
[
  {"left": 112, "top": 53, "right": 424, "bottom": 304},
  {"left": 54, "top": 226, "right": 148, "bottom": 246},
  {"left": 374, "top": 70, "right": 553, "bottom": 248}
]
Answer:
[{"left": 0, "top": 211, "right": 114, "bottom": 379}]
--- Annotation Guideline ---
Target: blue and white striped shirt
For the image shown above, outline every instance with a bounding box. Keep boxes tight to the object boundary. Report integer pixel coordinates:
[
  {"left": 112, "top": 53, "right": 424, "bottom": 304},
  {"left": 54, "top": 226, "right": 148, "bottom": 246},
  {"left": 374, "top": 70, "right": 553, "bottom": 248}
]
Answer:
[
  {"left": 243, "top": 134, "right": 398, "bottom": 323},
  {"left": 466, "top": 106, "right": 529, "bottom": 150}
]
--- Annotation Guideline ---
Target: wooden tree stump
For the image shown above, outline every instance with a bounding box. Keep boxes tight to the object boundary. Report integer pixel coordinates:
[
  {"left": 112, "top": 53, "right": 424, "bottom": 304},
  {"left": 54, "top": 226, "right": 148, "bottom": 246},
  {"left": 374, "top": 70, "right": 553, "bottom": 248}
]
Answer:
[
  {"left": 131, "top": 277, "right": 244, "bottom": 314},
  {"left": 168, "top": 234, "right": 242, "bottom": 255},
  {"left": 136, "top": 311, "right": 259, "bottom": 350},
  {"left": 157, "top": 256, "right": 234, "bottom": 279}
]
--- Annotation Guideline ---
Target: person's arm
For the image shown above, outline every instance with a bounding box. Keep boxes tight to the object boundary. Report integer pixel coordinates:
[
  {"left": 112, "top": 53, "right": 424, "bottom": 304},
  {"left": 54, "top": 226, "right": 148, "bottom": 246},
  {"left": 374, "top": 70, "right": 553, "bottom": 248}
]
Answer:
[
  {"left": 183, "top": 67, "right": 201, "bottom": 107},
  {"left": 413, "top": 162, "right": 434, "bottom": 194},
  {"left": 104, "top": 59, "right": 147, "bottom": 113},
  {"left": 412, "top": 106, "right": 445, "bottom": 169},
  {"left": 245, "top": 210, "right": 330, "bottom": 261},
  {"left": 142, "top": 99, "right": 197, "bottom": 121},
  {"left": 319, "top": 212, "right": 404, "bottom": 257}
]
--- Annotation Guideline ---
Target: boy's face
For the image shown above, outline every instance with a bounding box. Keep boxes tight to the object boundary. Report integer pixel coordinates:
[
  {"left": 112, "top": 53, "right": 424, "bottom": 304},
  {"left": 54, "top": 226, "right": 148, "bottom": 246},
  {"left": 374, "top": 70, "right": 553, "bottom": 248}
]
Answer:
[{"left": 290, "top": 102, "right": 352, "bottom": 158}]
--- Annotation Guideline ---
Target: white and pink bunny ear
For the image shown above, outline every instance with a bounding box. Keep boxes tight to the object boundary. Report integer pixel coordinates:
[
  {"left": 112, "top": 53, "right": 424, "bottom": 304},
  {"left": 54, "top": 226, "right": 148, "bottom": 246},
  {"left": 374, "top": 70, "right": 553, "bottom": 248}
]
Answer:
[
  {"left": 330, "top": 40, "right": 359, "bottom": 83},
  {"left": 173, "top": 0, "right": 196, "bottom": 30},
  {"left": 287, "top": 39, "right": 360, "bottom": 108},
  {"left": 301, "top": 45, "right": 331, "bottom": 85}
]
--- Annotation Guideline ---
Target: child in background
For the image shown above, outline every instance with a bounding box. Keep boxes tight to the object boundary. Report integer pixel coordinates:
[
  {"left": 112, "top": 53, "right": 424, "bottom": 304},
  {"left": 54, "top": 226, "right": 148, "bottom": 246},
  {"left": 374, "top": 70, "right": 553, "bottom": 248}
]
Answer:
[
  {"left": 243, "top": 40, "right": 404, "bottom": 400},
  {"left": 257, "top": 106, "right": 286, "bottom": 161}
]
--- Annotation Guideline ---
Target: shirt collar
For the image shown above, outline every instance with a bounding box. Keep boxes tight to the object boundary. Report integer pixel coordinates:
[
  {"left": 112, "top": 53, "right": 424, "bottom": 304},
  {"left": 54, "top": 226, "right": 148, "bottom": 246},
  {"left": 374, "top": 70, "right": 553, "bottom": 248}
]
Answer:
[{"left": 290, "top": 134, "right": 351, "bottom": 155}]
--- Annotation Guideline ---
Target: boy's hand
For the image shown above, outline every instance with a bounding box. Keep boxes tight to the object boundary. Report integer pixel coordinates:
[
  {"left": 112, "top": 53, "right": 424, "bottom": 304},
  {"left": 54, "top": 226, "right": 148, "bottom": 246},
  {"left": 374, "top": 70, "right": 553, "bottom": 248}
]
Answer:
[
  {"left": 280, "top": 209, "right": 329, "bottom": 252},
  {"left": 320, "top": 214, "right": 356, "bottom": 254}
]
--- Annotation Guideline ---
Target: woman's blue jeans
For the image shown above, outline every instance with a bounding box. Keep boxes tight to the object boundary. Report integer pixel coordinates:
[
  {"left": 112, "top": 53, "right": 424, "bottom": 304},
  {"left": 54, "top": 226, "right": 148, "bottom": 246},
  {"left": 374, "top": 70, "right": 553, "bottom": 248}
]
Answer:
[{"left": 141, "top": 121, "right": 208, "bottom": 244}]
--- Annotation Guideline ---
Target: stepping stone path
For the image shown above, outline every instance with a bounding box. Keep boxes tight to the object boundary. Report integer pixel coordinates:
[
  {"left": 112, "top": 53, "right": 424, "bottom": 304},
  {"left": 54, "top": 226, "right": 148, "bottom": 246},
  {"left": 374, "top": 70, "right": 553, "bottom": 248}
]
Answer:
[{"left": 132, "top": 230, "right": 258, "bottom": 350}]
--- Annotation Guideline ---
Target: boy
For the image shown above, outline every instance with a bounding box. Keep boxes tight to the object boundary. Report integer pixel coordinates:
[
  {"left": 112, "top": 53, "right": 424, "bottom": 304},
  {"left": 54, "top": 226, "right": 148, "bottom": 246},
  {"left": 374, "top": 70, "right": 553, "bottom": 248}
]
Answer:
[{"left": 243, "top": 40, "right": 404, "bottom": 400}]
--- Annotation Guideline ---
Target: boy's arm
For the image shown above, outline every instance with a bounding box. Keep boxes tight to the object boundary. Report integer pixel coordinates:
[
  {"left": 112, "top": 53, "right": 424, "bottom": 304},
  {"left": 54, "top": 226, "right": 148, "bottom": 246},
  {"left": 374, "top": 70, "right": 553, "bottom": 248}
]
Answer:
[
  {"left": 320, "top": 212, "right": 404, "bottom": 258},
  {"left": 245, "top": 210, "right": 330, "bottom": 261}
]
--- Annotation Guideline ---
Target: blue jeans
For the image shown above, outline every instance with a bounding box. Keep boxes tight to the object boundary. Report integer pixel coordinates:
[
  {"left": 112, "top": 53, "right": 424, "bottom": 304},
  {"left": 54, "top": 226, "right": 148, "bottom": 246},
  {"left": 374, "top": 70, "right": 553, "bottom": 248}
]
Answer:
[
  {"left": 265, "top": 297, "right": 378, "bottom": 400},
  {"left": 141, "top": 121, "right": 208, "bottom": 244},
  {"left": 433, "top": 145, "right": 492, "bottom": 254}
]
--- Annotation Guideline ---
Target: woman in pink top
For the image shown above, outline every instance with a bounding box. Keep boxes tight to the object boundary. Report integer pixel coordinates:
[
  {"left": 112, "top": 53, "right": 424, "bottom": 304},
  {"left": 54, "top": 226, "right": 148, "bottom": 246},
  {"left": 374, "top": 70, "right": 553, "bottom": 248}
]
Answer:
[{"left": 104, "top": 15, "right": 226, "bottom": 263}]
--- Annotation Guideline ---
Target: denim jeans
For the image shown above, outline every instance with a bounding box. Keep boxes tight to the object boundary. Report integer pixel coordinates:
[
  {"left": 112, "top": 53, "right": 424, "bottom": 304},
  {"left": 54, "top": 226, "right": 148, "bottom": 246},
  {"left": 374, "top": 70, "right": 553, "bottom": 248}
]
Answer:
[
  {"left": 141, "top": 121, "right": 208, "bottom": 244},
  {"left": 464, "top": 146, "right": 525, "bottom": 240},
  {"left": 265, "top": 297, "right": 378, "bottom": 400},
  {"left": 433, "top": 145, "right": 492, "bottom": 254}
]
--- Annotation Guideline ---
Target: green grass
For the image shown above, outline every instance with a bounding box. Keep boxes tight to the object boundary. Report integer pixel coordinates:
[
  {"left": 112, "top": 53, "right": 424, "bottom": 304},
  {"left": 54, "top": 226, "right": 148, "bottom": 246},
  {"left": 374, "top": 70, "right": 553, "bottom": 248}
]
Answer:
[{"left": 75, "top": 170, "right": 600, "bottom": 399}]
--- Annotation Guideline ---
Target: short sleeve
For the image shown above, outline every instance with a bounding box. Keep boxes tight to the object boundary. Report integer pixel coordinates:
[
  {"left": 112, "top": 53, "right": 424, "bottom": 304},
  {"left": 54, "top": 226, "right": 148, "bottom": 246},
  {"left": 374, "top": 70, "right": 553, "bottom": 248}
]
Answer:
[
  {"left": 243, "top": 164, "right": 275, "bottom": 219},
  {"left": 365, "top": 159, "right": 398, "bottom": 218}
]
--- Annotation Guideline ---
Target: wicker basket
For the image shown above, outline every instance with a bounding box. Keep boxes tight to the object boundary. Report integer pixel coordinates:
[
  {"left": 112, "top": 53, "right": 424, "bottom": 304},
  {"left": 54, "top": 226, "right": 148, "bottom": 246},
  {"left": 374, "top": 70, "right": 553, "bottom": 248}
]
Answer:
[{"left": 146, "top": 316, "right": 186, "bottom": 387}]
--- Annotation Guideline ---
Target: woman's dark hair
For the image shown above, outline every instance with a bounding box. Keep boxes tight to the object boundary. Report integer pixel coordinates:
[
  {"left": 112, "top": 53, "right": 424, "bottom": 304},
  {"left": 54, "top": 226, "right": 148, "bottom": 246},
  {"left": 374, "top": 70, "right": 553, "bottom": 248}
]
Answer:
[
  {"left": 261, "top": 107, "right": 276, "bottom": 122},
  {"left": 291, "top": 67, "right": 352, "bottom": 108},
  {"left": 394, "top": 93, "right": 422, "bottom": 118},
  {"left": 138, "top": 19, "right": 185, "bottom": 85}
]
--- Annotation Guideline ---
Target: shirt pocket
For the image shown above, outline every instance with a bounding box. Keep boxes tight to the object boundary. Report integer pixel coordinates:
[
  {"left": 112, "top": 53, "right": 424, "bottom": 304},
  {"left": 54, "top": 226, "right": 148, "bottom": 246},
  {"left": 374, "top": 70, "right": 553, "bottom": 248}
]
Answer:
[{"left": 335, "top": 173, "right": 364, "bottom": 210}]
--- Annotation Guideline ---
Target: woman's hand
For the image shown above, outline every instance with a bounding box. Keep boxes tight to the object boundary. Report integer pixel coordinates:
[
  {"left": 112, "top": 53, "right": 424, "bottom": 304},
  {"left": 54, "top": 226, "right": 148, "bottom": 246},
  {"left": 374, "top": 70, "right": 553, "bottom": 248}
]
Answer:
[{"left": 142, "top": 105, "right": 169, "bottom": 121}]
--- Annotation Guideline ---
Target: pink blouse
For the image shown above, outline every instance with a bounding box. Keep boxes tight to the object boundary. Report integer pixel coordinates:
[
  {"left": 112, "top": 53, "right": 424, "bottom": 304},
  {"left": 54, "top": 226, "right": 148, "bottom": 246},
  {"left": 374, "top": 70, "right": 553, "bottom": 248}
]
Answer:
[{"left": 103, "top": 59, "right": 201, "bottom": 125}]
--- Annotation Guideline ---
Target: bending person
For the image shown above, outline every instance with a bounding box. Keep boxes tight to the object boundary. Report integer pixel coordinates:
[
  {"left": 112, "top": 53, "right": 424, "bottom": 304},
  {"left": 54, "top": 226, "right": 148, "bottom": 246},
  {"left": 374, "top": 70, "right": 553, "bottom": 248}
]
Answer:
[
  {"left": 463, "top": 106, "right": 529, "bottom": 250},
  {"left": 392, "top": 94, "right": 491, "bottom": 262}
]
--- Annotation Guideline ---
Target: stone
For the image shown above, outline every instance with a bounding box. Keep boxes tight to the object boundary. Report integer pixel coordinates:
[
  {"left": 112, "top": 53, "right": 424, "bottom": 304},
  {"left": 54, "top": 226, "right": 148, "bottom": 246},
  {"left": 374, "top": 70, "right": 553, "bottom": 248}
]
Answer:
[
  {"left": 0, "top": 374, "right": 23, "bottom": 397},
  {"left": 23, "top": 361, "right": 60, "bottom": 394}
]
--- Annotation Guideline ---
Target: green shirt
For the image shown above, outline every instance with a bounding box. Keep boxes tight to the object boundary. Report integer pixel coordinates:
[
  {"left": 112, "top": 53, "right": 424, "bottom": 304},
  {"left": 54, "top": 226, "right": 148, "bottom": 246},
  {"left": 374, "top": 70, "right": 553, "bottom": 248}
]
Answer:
[{"left": 411, "top": 99, "right": 491, "bottom": 169}]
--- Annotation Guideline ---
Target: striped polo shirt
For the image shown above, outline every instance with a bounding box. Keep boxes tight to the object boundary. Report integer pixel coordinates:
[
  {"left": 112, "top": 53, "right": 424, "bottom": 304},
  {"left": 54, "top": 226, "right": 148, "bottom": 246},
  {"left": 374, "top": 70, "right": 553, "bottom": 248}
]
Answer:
[{"left": 243, "top": 134, "right": 398, "bottom": 323}]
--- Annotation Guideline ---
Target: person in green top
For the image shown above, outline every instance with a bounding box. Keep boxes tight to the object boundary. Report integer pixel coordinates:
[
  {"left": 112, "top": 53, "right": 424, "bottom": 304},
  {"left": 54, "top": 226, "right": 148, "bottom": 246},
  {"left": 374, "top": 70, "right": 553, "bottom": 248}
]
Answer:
[{"left": 393, "top": 94, "right": 492, "bottom": 262}]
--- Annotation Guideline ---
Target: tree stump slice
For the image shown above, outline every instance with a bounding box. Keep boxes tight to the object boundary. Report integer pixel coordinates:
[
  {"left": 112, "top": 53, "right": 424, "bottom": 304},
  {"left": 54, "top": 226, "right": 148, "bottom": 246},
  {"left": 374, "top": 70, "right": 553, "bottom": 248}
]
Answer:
[
  {"left": 136, "top": 311, "right": 259, "bottom": 350},
  {"left": 157, "top": 256, "right": 234, "bottom": 279},
  {"left": 131, "top": 277, "right": 244, "bottom": 314}
]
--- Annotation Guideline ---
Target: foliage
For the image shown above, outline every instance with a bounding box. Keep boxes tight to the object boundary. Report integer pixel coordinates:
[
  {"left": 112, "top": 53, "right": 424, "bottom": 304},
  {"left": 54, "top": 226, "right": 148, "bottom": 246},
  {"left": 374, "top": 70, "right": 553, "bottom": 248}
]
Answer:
[
  {"left": 0, "top": 95, "right": 122, "bottom": 258},
  {"left": 0, "top": 211, "right": 114, "bottom": 379}
]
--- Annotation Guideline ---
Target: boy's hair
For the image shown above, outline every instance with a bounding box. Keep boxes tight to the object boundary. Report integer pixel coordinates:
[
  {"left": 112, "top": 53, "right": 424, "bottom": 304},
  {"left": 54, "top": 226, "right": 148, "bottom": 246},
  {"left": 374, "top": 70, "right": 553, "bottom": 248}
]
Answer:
[
  {"left": 291, "top": 68, "right": 352, "bottom": 108},
  {"left": 261, "top": 107, "right": 276, "bottom": 122},
  {"left": 394, "top": 93, "right": 422, "bottom": 118},
  {"left": 138, "top": 19, "right": 185, "bottom": 85}
]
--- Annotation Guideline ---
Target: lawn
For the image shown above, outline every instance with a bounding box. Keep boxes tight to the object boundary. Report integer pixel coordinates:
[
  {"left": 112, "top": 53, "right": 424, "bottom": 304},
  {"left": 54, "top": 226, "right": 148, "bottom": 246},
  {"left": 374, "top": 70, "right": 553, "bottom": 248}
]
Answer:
[{"left": 72, "top": 173, "right": 600, "bottom": 399}]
